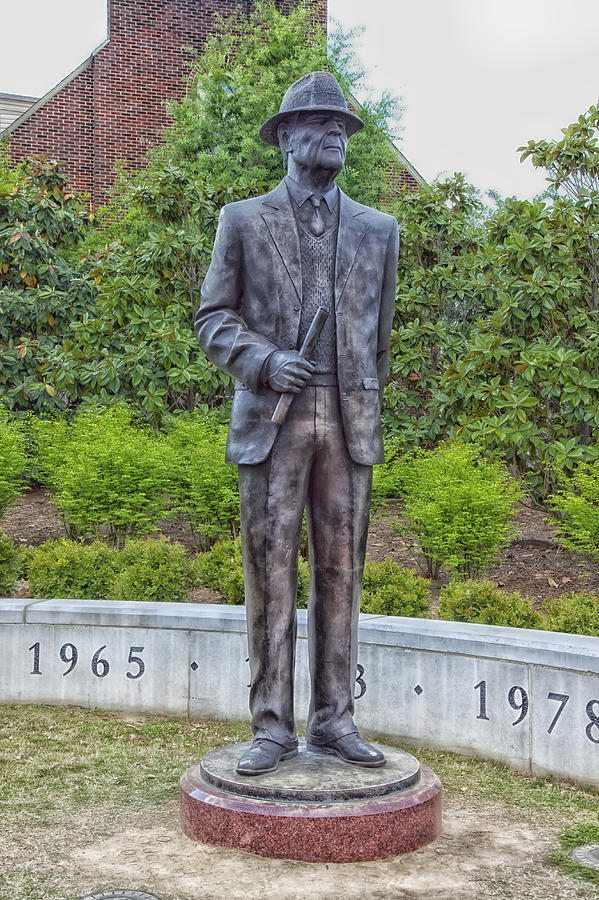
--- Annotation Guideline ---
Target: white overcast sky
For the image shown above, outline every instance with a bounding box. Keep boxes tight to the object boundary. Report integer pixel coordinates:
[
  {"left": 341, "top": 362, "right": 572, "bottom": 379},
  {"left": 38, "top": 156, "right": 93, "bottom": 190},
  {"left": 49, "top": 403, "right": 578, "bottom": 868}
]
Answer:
[{"left": 1, "top": 0, "right": 598, "bottom": 199}]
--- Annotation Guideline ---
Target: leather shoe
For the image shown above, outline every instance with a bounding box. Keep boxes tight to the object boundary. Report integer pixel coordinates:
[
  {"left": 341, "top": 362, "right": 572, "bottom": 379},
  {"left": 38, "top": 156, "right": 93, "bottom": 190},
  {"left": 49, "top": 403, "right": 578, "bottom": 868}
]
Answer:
[
  {"left": 236, "top": 738, "right": 298, "bottom": 775},
  {"left": 307, "top": 732, "right": 386, "bottom": 767}
]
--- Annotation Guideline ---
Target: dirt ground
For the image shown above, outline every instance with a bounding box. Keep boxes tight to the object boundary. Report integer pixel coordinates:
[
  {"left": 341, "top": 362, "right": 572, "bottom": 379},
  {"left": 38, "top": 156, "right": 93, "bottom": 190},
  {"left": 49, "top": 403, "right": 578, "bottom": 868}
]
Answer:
[
  {"left": 3, "top": 486, "right": 599, "bottom": 607},
  {"left": 4, "top": 797, "right": 598, "bottom": 900},
  {"left": 367, "top": 501, "right": 599, "bottom": 608}
]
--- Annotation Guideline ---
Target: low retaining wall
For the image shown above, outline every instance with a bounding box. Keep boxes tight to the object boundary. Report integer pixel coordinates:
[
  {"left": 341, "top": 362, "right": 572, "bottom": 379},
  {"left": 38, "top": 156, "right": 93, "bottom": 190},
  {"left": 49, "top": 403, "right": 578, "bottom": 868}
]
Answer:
[{"left": 1, "top": 598, "right": 598, "bottom": 786}]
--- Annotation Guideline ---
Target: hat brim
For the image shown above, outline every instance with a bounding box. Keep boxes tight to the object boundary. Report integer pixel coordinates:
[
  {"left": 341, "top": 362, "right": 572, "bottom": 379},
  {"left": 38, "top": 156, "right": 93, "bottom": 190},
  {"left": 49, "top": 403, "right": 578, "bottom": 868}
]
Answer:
[{"left": 259, "top": 107, "right": 364, "bottom": 147}]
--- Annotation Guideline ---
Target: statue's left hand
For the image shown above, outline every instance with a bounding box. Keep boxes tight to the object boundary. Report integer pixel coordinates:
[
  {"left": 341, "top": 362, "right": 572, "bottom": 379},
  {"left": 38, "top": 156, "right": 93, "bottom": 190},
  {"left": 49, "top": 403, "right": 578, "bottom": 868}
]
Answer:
[{"left": 266, "top": 350, "right": 315, "bottom": 393}]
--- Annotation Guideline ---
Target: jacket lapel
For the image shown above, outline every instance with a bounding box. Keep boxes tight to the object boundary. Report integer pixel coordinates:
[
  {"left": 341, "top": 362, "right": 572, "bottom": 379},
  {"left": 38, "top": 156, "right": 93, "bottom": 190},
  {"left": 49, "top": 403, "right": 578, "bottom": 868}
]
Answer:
[
  {"left": 260, "top": 181, "right": 302, "bottom": 302},
  {"left": 335, "top": 190, "right": 370, "bottom": 308}
]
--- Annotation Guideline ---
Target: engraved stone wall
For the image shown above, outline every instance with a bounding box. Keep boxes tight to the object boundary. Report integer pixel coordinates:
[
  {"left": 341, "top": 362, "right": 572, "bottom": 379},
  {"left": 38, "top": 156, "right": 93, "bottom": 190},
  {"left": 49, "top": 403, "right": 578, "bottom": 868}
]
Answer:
[{"left": 1, "top": 598, "right": 597, "bottom": 787}]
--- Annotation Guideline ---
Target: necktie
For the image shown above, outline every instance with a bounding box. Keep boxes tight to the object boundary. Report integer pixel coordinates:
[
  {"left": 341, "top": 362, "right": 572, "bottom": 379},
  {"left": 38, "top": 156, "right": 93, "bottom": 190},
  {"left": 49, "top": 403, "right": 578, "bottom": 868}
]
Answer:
[{"left": 309, "top": 195, "right": 326, "bottom": 237}]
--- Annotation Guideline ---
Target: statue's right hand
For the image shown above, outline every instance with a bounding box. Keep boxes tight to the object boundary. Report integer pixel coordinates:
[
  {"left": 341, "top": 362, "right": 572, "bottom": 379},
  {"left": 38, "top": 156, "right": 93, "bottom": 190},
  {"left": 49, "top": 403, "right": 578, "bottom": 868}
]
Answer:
[{"left": 266, "top": 350, "right": 315, "bottom": 393}]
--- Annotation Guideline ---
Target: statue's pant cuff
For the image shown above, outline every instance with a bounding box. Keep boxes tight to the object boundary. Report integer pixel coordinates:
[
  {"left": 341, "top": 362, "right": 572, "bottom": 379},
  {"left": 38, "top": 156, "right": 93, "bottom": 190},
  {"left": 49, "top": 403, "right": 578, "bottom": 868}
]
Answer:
[
  {"left": 252, "top": 728, "right": 299, "bottom": 751},
  {"left": 305, "top": 726, "right": 358, "bottom": 745}
]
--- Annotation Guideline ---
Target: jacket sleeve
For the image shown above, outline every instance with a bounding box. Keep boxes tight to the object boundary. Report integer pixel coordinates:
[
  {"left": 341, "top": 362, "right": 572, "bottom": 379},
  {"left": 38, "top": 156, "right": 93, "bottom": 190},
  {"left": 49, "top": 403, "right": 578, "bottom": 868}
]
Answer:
[
  {"left": 376, "top": 217, "right": 400, "bottom": 395},
  {"left": 195, "top": 204, "right": 278, "bottom": 393}
]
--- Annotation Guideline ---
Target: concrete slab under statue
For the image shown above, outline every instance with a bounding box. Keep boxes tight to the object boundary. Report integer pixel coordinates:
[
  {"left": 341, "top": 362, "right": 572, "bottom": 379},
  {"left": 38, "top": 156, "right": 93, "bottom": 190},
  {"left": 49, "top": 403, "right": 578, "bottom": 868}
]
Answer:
[
  {"left": 183, "top": 71, "right": 442, "bottom": 860},
  {"left": 180, "top": 740, "right": 441, "bottom": 861}
]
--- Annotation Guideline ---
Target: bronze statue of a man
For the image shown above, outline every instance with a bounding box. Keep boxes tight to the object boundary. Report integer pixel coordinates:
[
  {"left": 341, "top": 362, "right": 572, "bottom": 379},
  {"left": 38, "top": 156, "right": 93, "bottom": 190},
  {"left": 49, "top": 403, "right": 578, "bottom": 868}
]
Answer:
[{"left": 195, "top": 72, "right": 399, "bottom": 775}]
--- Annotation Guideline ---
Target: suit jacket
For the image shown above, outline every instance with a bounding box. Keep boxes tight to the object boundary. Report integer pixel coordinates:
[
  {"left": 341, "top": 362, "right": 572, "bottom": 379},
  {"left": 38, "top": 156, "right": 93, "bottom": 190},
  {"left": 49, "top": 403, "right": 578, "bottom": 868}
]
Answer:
[{"left": 195, "top": 179, "right": 399, "bottom": 466}]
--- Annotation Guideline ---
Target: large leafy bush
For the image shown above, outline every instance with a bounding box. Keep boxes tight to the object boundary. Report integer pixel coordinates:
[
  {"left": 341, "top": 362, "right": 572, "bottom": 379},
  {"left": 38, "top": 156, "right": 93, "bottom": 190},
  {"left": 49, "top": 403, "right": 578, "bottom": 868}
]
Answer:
[
  {"left": 386, "top": 105, "right": 599, "bottom": 500},
  {"left": 0, "top": 155, "right": 95, "bottom": 412}
]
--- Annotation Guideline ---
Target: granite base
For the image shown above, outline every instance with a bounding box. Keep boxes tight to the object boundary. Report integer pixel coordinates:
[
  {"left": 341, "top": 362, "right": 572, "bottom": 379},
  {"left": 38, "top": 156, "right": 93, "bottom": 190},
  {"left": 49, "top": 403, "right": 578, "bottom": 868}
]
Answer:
[{"left": 180, "top": 740, "right": 442, "bottom": 862}]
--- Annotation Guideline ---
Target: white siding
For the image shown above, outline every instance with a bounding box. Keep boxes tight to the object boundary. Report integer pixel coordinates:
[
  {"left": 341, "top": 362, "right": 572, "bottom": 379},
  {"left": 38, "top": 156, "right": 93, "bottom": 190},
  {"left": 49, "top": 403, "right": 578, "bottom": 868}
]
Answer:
[{"left": 0, "top": 94, "right": 38, "bottom": 133}]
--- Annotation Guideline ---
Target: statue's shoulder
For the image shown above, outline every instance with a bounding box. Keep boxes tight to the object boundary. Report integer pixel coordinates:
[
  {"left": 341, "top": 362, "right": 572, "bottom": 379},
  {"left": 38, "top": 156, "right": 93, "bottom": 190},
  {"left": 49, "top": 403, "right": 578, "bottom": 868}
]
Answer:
[
  {"left": 219, "top": 181, "right": 286, "bottom": 222},
  {"left": 340, "top": 191, "right": 398, "bottom": 232}
]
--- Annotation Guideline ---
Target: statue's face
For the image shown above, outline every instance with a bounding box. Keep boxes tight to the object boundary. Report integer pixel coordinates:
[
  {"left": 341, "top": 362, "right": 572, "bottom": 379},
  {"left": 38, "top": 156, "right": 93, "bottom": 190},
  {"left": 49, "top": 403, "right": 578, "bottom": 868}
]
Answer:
[{"left": 285, "top": 111, "right": 348, "bottom": 173}]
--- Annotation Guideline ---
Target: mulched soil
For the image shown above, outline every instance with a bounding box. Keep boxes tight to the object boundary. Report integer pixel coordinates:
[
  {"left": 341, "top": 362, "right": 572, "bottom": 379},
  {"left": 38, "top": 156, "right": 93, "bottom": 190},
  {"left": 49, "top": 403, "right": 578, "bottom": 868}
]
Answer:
[{"left": 2, "top": 486, "right": 599, "bottom": 607}]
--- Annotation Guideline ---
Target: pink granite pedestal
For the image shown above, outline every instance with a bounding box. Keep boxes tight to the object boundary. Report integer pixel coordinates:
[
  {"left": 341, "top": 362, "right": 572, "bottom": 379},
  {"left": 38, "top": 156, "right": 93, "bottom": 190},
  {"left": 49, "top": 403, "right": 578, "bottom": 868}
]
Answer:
[{"left": 180, "top": 740, "right": 441, "bottom": 862}]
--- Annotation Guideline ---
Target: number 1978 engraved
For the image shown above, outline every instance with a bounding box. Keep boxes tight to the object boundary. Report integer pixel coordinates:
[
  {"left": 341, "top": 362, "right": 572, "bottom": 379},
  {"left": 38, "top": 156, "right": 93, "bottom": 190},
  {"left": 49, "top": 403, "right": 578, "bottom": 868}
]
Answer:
[
  {"left": 474, "top": 680, "right": 598, "bottom": 745},
  {"left": 547, "top": 692, "right": 570, "bottom": 734}
]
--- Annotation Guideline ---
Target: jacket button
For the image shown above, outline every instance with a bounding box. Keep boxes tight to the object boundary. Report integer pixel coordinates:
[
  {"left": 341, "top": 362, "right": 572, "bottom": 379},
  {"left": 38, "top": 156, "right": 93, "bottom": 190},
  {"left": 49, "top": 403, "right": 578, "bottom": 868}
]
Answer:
[
  {"left": 288, "top": 343, "right": 295, "bottom": 349},
  {"left": 294, "top": 306, "right": 300, "bottom": 312}
]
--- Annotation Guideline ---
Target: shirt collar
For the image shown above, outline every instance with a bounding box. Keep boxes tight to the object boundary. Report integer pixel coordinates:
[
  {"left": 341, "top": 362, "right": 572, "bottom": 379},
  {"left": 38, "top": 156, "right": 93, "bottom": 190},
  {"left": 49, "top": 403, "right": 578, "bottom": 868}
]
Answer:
[{"left": 285, "top": 175, "right": 338, "bottom": 213}]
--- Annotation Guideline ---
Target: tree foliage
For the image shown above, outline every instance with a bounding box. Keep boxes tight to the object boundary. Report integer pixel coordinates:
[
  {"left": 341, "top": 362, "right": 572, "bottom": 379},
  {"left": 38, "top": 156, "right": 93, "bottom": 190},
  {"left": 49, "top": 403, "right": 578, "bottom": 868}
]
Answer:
[
  {"left": 164, "top": 0, "right": 401, "bottom": 206},
  {"left": 52, "top": 174, "right": 252, "bottom": 420},
  {"left": 384, "top": 102, "right": 599, "bottom": 499},
  {"left": 42, "top": 0, "right": 401, "bottom": 421}
]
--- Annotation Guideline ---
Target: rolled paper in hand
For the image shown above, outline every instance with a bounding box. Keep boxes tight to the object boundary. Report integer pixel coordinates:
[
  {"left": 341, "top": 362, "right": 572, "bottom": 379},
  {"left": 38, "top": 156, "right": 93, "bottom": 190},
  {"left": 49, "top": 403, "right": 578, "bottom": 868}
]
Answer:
[{"left": 271, "top": 305, "right": 330, "bottom": 425}]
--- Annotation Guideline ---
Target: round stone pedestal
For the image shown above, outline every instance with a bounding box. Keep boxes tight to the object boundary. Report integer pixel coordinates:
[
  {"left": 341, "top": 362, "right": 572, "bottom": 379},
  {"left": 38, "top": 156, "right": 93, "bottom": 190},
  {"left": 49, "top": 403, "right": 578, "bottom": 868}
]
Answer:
[{"left": 180, "top": 740, "right": 441, "bottom": 862}]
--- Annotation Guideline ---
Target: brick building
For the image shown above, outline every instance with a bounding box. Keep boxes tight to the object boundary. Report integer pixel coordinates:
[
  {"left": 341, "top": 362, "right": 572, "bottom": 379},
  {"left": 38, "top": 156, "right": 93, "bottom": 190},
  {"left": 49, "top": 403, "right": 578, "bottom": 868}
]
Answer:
[{"left": 1, "top": 0, "right": 420, "bottom": 205}]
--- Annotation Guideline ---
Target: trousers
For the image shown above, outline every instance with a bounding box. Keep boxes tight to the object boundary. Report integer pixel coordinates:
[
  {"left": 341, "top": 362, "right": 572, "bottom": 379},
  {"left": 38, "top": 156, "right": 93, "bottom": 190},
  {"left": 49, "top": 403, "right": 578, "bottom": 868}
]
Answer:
[{"left": 238, "top": 384, "right": 372, "bottom": 749}]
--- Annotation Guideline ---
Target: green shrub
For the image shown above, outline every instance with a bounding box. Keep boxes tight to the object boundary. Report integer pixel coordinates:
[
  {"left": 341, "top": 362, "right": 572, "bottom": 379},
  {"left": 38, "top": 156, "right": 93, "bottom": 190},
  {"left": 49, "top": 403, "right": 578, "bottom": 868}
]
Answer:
[
  {"left": 193, "top": 538, "right": 245, "bottom": 604},
  {"left": 0, "top": 415, "right": 26, "bottom": 516},
  {"left": 164, "top": 413, "right": 240, "bottom": 548},
  {"left": 371, "top": 439, "right": 409, "bottom": 514},
  {"left": 548, "top": 461, "right": 599, "bottom": 560},
  {"left": 32, "top": 406, "right": 175, "bottom": 547},
  {"left": 292, "top": 556, "right": 311, "bottom": 609},
  {"left": 360, "top": 559, "right": 430, "bottom": 616},
  {"left": 109, "top": 538, "right": 193, "bottom": 603},
  {"left": 193, "top": 538, "right": 310, "bottom": 606},
  {"left": 15, "top": 545, "right": 35, "bottom": 580},
  {"left": 540, "top": 592, "right": 599, "bottom": 636},
  {"left": 27, "top": 539, "right": 119, "bottom": 599},
  {"left": 439, "top": 579, "right": 540, "bottom": 628},
  {"left": 395, "top": 442, "right": 523, "bottom": 578},
  {"left": 0, "top": 530, "right": 19, "bottom": 596}
]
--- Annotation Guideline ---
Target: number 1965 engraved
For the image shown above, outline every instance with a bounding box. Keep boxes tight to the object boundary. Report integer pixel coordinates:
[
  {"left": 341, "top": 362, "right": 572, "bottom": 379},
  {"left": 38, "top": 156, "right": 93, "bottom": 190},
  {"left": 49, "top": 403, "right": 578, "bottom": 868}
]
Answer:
[{"left": 28, "top": 642, "right": 145, "bottom": 680}]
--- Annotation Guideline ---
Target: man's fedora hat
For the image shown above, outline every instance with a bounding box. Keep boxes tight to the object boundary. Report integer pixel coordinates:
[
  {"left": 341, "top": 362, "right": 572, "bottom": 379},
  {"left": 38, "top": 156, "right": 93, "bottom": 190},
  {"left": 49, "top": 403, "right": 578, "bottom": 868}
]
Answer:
[{"left": 259, "top": 71, "right": 364, "bottom": 147}]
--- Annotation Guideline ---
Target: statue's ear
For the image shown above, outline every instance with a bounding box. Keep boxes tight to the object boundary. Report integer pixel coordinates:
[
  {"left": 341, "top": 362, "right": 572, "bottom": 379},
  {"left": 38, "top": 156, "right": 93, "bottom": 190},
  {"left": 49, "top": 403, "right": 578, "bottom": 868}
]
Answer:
[
  {"left": 277, "top": 121, "right": 292, "bottom": 152},
  {"left": 277, "top": 121, "right": 293, "bottom": 171}
]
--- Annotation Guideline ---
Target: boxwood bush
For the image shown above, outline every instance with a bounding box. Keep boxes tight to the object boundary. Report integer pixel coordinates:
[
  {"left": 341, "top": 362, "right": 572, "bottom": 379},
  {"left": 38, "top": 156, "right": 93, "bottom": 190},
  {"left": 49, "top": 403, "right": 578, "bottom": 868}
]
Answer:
[
  {"left": 108, "top": 537, "right": 193, "bottom": 603},
  {"left": 540, "top": 591, "right": 599, "bottom": 636},
  {"left": 439, "top": 579, "right": 540, "bottom": 628},
  {"left": 164, "top": 413, "right": 240, "bottom": 549},
  {"left": 27, "top": 539, "right": 120, "bottom": 599},
  {"left": 360, "top": 559, "right": 430, "bottom": 616}
]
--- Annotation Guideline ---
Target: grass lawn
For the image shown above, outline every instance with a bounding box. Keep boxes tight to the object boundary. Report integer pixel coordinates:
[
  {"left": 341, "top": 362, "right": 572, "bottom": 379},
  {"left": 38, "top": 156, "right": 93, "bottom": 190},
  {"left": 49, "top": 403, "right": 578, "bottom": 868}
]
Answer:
[{"left": 1, "top": 705, "right": 598, "bottom": 899}]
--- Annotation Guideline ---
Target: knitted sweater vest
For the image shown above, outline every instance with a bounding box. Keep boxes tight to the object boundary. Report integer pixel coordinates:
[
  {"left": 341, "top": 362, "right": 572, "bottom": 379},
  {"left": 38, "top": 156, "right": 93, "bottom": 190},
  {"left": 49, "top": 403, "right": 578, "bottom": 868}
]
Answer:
[{"left": 296, "top": 220, "right": 338, "bottom": 373}]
